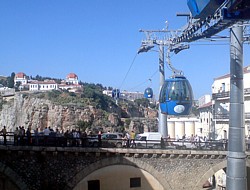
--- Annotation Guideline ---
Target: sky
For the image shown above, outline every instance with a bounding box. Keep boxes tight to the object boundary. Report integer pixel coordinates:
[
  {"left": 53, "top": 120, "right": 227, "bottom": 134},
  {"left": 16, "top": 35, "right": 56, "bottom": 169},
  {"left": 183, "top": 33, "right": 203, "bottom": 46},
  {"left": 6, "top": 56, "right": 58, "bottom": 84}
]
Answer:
[{"left": 0, "top": 0, "right": 250, "bottom": 100}]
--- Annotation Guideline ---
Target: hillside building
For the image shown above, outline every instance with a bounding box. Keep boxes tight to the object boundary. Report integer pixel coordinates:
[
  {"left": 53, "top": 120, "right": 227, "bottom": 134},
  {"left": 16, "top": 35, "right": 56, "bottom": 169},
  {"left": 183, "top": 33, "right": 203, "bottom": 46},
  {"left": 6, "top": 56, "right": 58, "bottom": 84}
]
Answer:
[
  {"left": 60, "top": 73, "right": 82, "bottom": 92},
  {"left": 65, "top": 73, "right": 79, "bottom": 85},
  {"left": 14, "top": 72, "right": 29, "bottom": 90},
  {"left": 103, "top": 90, "right": 144, "bottom": 101},
  {"left": 14, "top": 72, "right": 81, "bottom": 92},
  {"left": 29, "top": 80, "right": 58, "bottom": 91},
  {"left": 14, "top": 72, "right": 28, "bottom": 86},
  {"left": 210, "top": 65, "right": 250, "bottom": 139},
  {"left": 198, "top": 99, "right": 213, "bottom": 139}
]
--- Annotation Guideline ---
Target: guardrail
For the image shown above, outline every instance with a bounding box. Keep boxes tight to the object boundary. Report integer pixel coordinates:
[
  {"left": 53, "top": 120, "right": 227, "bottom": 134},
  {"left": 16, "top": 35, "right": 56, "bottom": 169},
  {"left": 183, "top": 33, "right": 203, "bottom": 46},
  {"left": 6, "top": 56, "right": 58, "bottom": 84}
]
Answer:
[
  {"left": 0, "top": 133, "right": 244, "bottom": 151},
  {"left": 213, "top": 112, "right": 250, "bottom": 120},
  {"left": 212, "top": 88, "right": 250, "bottom": 99}
]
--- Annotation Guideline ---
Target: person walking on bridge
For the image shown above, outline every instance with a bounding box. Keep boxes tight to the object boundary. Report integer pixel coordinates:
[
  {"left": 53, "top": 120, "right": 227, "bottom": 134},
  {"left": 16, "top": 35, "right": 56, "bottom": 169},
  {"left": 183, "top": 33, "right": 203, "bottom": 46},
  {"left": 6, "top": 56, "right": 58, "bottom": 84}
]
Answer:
[
  {"left": 26, "top": 127, "right": 31, "bottom": 146},
  {"left": 14, "top": 127, "right": 19, "bottom": 145},
  {"left": 130, "top": 130, "right": 136, "bottom": 148},
  {"left": 1, "top": 126, "right": 7, "bottom": 145},
  {"left": 44, "top": 127, "right": 51, "bottom": 146}
]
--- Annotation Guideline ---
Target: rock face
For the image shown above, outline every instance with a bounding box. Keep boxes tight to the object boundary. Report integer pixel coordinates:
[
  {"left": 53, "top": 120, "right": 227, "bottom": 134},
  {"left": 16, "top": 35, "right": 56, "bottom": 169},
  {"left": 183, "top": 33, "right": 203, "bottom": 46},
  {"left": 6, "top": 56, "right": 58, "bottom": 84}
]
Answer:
[{"left": 0, "top": 94, "right": 158, "bottom": 133}]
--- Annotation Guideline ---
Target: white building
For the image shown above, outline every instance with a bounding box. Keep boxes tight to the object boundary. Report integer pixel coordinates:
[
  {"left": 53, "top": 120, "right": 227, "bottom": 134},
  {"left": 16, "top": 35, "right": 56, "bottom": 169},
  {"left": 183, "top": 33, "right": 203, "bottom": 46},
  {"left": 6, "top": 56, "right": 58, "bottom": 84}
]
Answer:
[
  {"left": 167, "top": 116, "right": 201, "bottom": 139},
  {"left": 196, "top": 95, "right": 213, "bottom": 138},
  {"left": 65, "top": 73, "right": 79, "bottom": 85},
  {"left": 198, "top": 94, "right": 211, "bottom": 107},
  {"left": 58, "top": 83, "right": 82, "bottom": 92},
  {"left": 103, "top": 90, "right": 144, "bottom": 101},
  {"left": 13, "top": 72, "right": 82, "bottom": 92},
  {"left": 29, "top": 80, "right": 58, "bottom": 91},
  {"left": 59, "top": 73, "right": 82, "bottom": 92},
  {"left": 198, "top": 101, "right": 213, "bottom": 139},
  {"left": 14, "top": 72, "right": 28, "bottom": 86},
  {"left": 211, "top": 65, "right": 250, "bottom": 139}
]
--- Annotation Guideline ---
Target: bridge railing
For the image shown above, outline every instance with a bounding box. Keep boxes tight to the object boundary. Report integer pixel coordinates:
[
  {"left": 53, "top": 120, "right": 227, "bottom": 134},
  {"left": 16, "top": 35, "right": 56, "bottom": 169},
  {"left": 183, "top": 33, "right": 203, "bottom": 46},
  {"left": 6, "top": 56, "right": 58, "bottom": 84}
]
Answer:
[
  {"left": 0, "top": 133, "right": 237, "bottom": 151},
  {"left": 3, "top": 133, "right": 250, "bottom": 152}
]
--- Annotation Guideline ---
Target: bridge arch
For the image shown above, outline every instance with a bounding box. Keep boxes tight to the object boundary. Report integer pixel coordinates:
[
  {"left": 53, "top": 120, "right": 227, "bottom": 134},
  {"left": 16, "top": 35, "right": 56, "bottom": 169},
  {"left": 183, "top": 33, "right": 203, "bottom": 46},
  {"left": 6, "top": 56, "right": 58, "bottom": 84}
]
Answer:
[
  {"left": 65, "top": 156, "right": 173, "bottom": 190},
  {"left": 195, "top": 159, "right": 250, "bottom": 189},
  {"left": 195, "top": 160, "right": 227, "bottom": 188},
  {"left": 0, "top": 161, "right": 28, "bottom": 190}
]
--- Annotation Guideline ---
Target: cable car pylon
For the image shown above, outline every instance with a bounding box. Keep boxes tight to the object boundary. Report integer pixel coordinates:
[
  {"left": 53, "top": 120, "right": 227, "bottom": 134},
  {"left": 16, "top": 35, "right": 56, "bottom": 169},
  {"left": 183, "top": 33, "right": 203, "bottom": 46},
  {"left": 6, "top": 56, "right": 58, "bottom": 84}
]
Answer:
[{"left": 138, "top": 25, "right": 190, "bottom": 138}]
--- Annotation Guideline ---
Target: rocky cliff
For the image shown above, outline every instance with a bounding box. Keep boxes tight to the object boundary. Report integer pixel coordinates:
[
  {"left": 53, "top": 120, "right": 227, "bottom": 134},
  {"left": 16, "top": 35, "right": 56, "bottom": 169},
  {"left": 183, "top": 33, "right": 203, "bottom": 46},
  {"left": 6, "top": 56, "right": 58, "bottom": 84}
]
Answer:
[{"left": 0, "top": 93, "right": 158, "bottom": 133}]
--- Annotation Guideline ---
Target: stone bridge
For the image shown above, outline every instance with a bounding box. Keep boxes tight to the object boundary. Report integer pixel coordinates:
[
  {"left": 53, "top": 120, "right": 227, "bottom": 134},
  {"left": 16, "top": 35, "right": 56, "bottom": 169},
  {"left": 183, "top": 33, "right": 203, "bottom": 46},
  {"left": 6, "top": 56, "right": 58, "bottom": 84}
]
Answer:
[{"left": 0, "top": 146, "right": 250, "bottom": 190}]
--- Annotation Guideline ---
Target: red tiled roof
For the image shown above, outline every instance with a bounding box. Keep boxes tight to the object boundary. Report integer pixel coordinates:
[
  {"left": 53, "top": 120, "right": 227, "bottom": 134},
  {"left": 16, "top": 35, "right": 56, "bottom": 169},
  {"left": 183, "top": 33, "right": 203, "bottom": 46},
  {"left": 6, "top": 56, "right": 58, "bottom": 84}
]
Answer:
[
  {"left": 15, "top": 72, "right": 26, "bottom": 78},
  {"left": 214, "top": 65, "right": 250, "bottom": 80},
  {"left": 198, "top": 101, "right": 212, "bottom": 109},
  {"left": 67, "top": 73, "right": 78, "bottom": 79}
]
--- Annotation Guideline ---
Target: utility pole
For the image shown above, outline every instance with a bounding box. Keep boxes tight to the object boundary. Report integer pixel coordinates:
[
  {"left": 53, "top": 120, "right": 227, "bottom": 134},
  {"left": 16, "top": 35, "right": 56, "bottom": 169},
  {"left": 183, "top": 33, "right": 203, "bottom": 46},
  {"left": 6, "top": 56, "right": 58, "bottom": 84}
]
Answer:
[
  {"left": 158, "top": 44, "right": 167, "bottom": 137},
  {"left": 226, "top": 22, "right": 247, "bottom": 190}
]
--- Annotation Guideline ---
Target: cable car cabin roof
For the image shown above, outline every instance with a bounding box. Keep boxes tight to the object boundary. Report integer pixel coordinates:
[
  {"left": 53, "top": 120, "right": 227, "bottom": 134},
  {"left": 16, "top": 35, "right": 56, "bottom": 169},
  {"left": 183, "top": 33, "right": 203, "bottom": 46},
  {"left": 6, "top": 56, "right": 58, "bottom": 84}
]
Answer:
[
  {"left": 166, "top": 75, "right": 187, "bottom": 81},
  {"left": 159, "top": 75, "right": 193, "bottom": 116}
]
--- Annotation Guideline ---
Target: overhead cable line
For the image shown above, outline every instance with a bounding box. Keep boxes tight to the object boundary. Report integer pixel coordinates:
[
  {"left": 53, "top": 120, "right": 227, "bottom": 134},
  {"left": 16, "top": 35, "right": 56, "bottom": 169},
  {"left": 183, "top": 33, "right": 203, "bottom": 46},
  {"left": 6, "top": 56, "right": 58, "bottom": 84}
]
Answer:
[
  {"left": 119, "top": 53, "right": 137, "bottom": 89},
  {"left": 128, "top": 69, "right": 158, "bottom": 91}
]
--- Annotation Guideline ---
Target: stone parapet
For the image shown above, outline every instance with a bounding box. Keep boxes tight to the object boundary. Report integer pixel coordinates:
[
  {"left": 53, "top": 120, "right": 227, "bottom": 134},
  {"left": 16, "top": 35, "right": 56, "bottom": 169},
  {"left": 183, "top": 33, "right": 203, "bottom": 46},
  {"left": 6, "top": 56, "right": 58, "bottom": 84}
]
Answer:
[{"left": 0, "top": 145, "right": 228, "bottom": 159}]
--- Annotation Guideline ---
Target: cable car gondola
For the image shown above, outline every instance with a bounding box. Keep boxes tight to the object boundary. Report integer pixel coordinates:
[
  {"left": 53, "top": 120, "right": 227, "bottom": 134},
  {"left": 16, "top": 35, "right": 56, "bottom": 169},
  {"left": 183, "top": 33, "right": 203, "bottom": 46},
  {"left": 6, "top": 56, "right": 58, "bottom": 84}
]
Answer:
[
  {"left": 159, "top": 75, "right": 193, "bottom": 115},
  {"left": 112, "top": 89, "right": 120, "bottom": 99},
  {"left": 144, "top": 87, "right": 153, "bottom": 98},
  {"left": 159, "top": 49, "right": 193, "bottom": 116}
]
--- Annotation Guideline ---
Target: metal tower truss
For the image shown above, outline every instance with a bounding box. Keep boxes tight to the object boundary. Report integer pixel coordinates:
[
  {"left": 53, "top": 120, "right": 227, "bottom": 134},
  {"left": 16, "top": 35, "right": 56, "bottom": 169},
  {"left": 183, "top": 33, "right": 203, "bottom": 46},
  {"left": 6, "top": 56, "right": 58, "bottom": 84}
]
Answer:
[
  {"left": 139, "top": 16, "right": 249, "bottom": 55},
  {"left": 139, "top": 29, "right": 189, "bottom": 54},
  {"left": 171, "top": 1, "right": 250, "bottom": 45}
]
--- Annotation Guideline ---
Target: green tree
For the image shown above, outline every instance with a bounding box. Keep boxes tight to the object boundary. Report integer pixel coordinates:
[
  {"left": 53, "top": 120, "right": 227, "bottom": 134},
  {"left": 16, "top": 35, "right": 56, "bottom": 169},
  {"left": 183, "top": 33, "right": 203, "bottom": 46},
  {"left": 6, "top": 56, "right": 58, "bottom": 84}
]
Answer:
[
  {"left": 77, "top": 120, "right": 93, "bottom": 131},
  {"left": 15, "top": 81, "right": 21, "bottom": 90},
  {"left": 7, "top": 72, "right": 15, "bottom": 88},
  {"left": 134, "top": 98, "right": 150, "bottom": 107},
  {"left": 0, "top": 79, "right": 7, "bottom": 87}
]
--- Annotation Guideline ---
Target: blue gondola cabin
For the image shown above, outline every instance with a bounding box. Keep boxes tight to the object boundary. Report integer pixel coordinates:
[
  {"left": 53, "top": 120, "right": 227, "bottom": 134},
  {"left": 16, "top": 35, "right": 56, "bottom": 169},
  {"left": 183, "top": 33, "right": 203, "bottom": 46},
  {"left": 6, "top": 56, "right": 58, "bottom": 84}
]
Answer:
[
  {"left": 144, "top": 87, "right": 153, "bottom": 98},
  {"left": 159, "top": 76, "right": 193, "bottom": 115}
]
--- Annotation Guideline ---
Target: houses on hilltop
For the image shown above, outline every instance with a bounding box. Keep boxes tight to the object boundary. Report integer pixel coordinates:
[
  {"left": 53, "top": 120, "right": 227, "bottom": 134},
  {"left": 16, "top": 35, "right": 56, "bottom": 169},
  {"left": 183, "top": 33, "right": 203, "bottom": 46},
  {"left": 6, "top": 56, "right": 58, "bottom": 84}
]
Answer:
[
  {"left": 4, "top": 71, "right": 147, "bottom": 102},
  {"left": 14, "top": 72, "right": 82, "bottom": 93}
]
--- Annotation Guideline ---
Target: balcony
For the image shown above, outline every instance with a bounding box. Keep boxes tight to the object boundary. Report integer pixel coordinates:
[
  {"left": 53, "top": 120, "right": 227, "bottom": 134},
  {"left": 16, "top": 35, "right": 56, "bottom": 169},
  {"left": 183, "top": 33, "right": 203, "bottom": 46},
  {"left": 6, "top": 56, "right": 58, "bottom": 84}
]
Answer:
[
  {"left": 212, "top": 91, "right": 229, "bottom": 99},
  {"left": 213, "top": 112, "right": 250, "bottom": 120},
  {"left": 213, "top": 113, "right": 229, "bottom": 120},
  {"left": 212, "top": 88, "right": 250, "bottom": 100}
]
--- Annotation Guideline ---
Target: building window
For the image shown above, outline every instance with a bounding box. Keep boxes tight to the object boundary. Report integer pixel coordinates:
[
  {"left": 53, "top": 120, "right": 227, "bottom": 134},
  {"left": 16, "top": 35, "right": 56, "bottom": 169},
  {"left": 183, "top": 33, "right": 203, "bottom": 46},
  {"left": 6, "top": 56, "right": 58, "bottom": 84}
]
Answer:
[
  {"left": 222, "top": 83, "right": 225, "bottom": 92},
  {"left": 88, "top": 180, "right": 100, "bottom": 190},
  {"left": 130, "top": 177, "right": 141, "bottom": 188}
]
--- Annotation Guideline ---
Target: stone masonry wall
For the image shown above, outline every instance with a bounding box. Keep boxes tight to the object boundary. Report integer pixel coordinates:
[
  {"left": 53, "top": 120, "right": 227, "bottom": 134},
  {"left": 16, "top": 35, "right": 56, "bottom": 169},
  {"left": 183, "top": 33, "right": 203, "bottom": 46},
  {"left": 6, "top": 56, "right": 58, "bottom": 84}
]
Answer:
[{"left": 0, "top": 146, "right": 230, "bottom": 190}]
